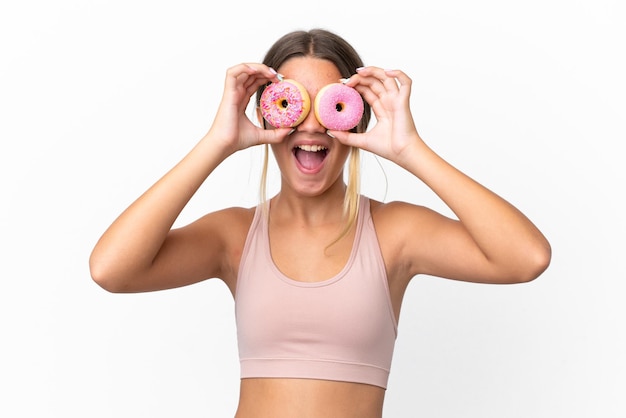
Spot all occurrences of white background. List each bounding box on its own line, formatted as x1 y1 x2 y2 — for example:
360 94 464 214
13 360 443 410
1 0 624 416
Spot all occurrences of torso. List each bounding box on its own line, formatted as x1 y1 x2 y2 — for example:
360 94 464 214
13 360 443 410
219 197 411 418
268 208 356 283
235 379 384 418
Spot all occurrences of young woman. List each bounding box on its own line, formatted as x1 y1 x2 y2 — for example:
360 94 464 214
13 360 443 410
90 29 551 418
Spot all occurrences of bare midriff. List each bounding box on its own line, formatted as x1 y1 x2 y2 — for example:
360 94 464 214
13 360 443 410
234 378 385 418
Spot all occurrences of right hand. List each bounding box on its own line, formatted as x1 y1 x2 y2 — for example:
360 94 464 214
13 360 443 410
206 63 293 155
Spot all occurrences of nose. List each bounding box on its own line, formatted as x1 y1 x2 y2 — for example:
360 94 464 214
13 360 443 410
296 93 325 133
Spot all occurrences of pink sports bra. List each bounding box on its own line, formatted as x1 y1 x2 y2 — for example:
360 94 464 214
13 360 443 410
235 195 398 389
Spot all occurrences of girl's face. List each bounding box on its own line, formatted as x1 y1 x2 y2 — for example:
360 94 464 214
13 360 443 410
263 56 351 198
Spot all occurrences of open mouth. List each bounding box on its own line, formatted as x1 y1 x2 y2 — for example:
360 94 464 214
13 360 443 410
293 144 329 171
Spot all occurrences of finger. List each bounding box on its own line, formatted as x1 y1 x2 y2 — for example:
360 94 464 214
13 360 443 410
384 69 412 95
226 63 256 85
257 127 292 145
243 77 269 99
351 72 387 97
327 130 366 150
352 84 383 111
358 66 402 93
227 63 279 88
351 79 393 120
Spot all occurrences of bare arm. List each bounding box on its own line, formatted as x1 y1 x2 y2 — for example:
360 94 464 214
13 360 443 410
89 63 290 293
88 142 235 293
338 67 551 284
404 145 550 283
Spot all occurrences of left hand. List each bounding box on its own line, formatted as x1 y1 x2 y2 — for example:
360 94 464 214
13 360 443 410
331 67 423 167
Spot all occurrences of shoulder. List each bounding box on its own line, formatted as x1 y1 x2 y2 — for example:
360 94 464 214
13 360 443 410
368 198 436 230
206 205 256 226
366 198 452 279
368 199 424 254
194 206 257 254
175 205 257 286
184 205 256 239
368 197 457 245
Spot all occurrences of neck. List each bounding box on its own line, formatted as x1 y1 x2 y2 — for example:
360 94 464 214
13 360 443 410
270 181 347 227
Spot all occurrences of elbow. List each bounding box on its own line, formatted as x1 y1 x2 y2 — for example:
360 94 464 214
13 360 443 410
528 237 552 281
90 267 122 294
512 240 552 284
488 239 552 285
90 273 121 294
89 254 129 294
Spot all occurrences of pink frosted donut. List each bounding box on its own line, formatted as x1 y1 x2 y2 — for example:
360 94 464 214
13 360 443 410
314 83 364 131
260 79 311 128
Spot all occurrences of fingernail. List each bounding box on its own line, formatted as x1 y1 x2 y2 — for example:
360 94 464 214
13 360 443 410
356 67 365 72
340 78 350 84
326 130 335 138
288 128 295 135
276 73 284 82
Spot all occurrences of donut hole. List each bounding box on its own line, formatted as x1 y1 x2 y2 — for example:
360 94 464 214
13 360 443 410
273 98 291 110
336 102 344 112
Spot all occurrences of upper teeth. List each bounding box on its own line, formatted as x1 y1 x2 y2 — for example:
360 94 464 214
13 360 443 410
296 144 328 152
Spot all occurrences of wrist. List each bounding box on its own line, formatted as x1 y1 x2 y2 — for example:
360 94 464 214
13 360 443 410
394 134 431 173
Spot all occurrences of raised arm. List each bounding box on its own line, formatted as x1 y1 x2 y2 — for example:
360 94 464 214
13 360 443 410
336 67 551 284
89 64 290 293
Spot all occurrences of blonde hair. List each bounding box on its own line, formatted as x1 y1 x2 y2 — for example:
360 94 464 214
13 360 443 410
256 29 371 248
